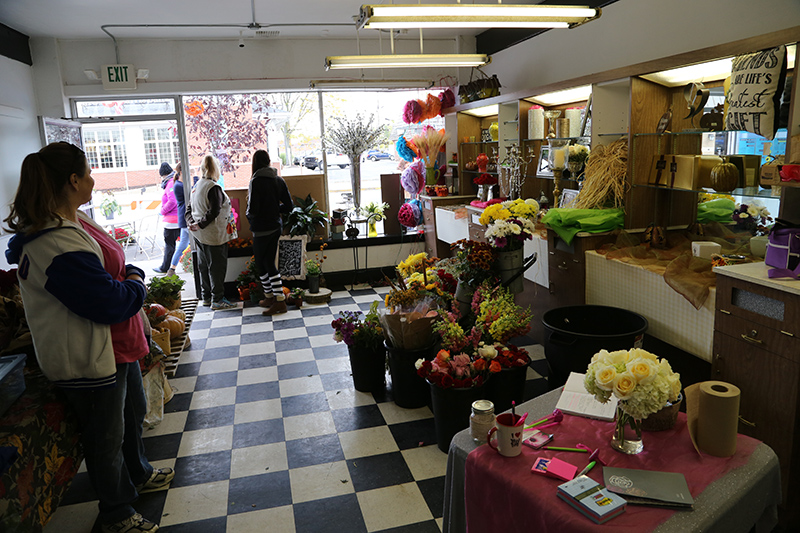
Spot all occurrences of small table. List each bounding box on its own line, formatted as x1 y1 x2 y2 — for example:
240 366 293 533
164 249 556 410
443 389 781 533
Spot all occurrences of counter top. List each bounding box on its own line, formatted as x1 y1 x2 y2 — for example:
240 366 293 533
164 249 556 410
434 204 470 213
714 261 800 296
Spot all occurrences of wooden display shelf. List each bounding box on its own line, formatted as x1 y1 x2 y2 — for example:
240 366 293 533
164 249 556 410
163 298 198 378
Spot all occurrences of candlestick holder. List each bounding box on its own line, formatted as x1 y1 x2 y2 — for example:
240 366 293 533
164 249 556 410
548 139 570 207
543 109 562 138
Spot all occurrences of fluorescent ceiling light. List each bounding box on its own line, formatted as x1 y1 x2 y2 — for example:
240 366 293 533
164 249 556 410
358 4 600 29
325 54 489 70
527 85 592 106
462 104 498 118
310 79 434 90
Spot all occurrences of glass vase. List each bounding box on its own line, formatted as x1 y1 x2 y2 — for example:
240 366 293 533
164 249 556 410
611 406 643 454
368 220 378 237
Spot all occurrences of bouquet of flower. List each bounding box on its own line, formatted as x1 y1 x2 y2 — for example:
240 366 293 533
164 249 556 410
109 227 133 244
471 282 533 344
732 202 773 236
479 198 539 251
410 126 450 169
449 239 497 288
236 256 258 289
474 173 498 186
568 144 590 165
415 348 501 389
332 301 385 350
583 348 682 420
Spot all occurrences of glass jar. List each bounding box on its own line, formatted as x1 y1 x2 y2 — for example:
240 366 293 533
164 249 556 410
470 400 495 443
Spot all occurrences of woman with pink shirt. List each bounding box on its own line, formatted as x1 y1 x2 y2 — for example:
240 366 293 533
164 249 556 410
155 162 180 275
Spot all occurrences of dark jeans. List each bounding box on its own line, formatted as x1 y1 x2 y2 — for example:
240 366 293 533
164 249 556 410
195 240 228 303
253 232 281 279
62 362 154 525
160 227 181 271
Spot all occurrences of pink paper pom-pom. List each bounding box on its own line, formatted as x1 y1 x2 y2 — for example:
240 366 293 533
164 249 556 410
403 100 423 124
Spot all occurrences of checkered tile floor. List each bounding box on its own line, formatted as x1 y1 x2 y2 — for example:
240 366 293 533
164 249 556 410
44 286 549 533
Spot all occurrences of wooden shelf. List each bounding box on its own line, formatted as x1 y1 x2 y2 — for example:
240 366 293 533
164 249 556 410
163 298 199 378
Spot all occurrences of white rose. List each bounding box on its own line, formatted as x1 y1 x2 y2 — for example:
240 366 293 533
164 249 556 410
606 350 630 365
626 357 657 385
414 358 424 370
591 349 610 364
594 364 617 391
613 372 637 400
739 212 750 219
629 348 658 363
478 345 497 359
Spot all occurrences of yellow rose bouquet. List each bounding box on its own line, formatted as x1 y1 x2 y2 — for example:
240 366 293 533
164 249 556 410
584 348 681 421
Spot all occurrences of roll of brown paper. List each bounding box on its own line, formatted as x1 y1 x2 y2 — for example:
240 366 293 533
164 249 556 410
696 381 740 457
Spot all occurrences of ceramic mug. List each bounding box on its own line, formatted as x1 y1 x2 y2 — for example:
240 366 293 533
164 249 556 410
487 413 523 457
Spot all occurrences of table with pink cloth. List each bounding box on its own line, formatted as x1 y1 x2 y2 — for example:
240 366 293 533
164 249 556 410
442 389 781 533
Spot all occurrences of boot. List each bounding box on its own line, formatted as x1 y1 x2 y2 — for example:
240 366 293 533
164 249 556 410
258 295 275 308
262 299 287 316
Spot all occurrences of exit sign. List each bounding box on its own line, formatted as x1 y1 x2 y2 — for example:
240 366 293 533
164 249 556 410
101 64 136 90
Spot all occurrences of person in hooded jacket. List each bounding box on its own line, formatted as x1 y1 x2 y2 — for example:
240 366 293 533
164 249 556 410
246 150 292 316
154 162 180 274
4 142 173 533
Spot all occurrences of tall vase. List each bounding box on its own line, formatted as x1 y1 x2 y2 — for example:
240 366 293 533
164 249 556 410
350 160 362 211
476 185 487 202
611 406 643 454
385 340 437 409
368 220 378 237
308 274 320 294
426 167 439 186
347 344 386 393
494 248 524 294
429 381 487 453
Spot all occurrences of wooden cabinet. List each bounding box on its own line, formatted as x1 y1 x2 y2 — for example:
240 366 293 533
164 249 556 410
465 206 487 243
712 269 800 520
547 229 616 307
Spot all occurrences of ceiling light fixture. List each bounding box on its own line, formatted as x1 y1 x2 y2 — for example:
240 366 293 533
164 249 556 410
83 69 100 80
526 85 592 106
309 78 434 90
325 54 489 70
357 4 601 30
136 69 150 80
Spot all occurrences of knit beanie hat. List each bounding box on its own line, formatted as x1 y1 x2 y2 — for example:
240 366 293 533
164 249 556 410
159 162 174 176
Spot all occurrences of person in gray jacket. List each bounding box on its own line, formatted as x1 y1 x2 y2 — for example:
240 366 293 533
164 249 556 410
246 150 292 316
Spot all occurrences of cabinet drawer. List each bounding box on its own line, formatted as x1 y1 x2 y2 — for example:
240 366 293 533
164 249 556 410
716 276 800 336
548 262 586 305
468 225 487 242
715 312 800 363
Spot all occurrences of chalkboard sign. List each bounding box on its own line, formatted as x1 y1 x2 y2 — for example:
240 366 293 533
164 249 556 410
278 235 307 280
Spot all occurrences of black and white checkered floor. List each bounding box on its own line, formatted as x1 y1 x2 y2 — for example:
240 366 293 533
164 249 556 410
44 285 549 533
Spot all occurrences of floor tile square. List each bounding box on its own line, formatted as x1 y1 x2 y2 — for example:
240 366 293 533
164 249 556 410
210 315 244 328
188 386 236 411
283 410 336 441
400 445 447 481
225 506 295 533
320 371 360 392
416 476 446 519
159 516 228 533
241 321 273 335
280 391 330 418
171 450 231 488
357 482 433 532
316 356 351 375
184 404 236 431
314 343 349 359
289 460 354 504
234 398 282 424
208 325 242 338
275 336 312 352
201 346 240 361
272 317 307 330
232 418 285 448
176 348 203 364
346 451 414 492
174 362 201 378
339 426 399 459
301 307 334 318
239 341 276 357
241 330 275 344
326 389 377 410
204 335 241 349
293 494 367 533
331 405 386 433
277 360 319 380
194 371 238 391
230 441 287 478
286 433 345 469
309 334 339 348
377 402 433 425
236 366 278 386
271 308 303 321
273 327 308 341
177 425 233 457
276 348 315 365
43 501 103 533
388 418 438 450
163 392 193 414
166 376 196 395
304 323 334 337
227 470 292 514
303 314 337 328
144 411 188 438
199 358 239 375
238 353 276 370
279 375 324 397
236 381 281 403
242 314 270 325
143 433 183 461
159 480 229 527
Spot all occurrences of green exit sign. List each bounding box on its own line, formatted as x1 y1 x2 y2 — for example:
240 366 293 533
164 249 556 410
101 64 137 90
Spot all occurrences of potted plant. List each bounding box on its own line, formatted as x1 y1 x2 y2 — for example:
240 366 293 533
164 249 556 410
449 239 498 317
361 201 389 237
285 194 327 241
332 301 386 392
99 193 122 219
288 287 305 308
479 198 540 293
304 243 327 294
145 274 186 310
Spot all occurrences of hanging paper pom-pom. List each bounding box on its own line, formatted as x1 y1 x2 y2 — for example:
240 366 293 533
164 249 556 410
396 135 416 163
410 160 426 192
439 88 455 110
403 100 423 124
425 94 441 121
398 201 422 228
401 165 422 195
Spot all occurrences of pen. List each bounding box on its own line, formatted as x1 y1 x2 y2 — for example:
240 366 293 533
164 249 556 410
543 446 589 453
577 460 597 477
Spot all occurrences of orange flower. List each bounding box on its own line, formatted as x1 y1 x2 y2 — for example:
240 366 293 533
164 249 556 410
473 358 487 371
435 349 450 363
489 360 502 373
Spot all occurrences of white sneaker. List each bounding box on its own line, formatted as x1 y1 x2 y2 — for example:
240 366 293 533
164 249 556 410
211 298 237 310
101 513 159 533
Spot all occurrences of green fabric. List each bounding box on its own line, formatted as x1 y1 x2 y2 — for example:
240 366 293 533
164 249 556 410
541 208 625 245
696 198 735 223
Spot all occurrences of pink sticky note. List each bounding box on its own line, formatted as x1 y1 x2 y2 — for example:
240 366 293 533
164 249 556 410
544 457 577 481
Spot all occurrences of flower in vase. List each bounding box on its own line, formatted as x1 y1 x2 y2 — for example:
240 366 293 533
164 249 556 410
331 301 385 350
568 144 590 165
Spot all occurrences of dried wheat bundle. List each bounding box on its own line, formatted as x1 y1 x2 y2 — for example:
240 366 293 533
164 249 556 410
575 138 629 210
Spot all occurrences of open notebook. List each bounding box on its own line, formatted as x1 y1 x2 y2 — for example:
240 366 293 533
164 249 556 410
555 372 618 422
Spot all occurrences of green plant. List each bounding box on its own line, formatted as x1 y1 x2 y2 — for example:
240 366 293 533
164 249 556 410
285 194 327 241
305 259 321 276
361 201 389 222
100 193 122 217
289 287 305 299
145 275 186 305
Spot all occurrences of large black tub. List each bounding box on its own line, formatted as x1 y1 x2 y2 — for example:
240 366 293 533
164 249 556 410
542 305 648 388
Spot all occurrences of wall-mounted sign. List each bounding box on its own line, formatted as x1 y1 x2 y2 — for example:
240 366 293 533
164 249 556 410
101 64 136 91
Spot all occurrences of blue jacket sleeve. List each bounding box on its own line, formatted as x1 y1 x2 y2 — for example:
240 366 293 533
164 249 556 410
45 251 147 325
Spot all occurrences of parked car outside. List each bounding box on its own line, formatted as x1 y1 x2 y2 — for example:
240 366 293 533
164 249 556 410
326 152 350 168
364 150 392 162
303 154 320 170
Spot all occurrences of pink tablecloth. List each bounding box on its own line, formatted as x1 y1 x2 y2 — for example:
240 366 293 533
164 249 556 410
465 413 760 533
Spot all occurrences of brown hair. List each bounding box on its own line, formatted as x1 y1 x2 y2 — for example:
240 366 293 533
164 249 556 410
200 154 220 180
4 142 88 234
251 150 271 175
